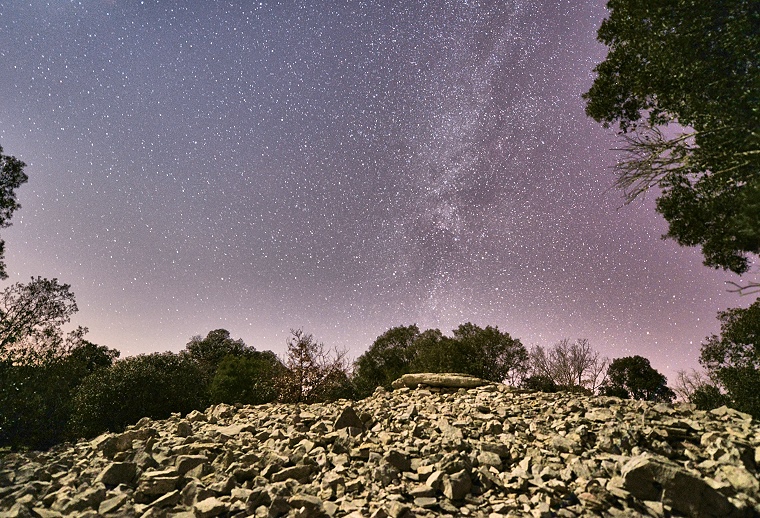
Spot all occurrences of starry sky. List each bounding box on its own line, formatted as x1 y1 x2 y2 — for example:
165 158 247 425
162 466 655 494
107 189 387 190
0 0 753 383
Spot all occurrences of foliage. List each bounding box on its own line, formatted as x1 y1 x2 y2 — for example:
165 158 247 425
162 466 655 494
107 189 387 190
411 324 528 384
672 369 715 403
184 329 253 383
0 277 120 450
700 299 760 417
209 351 283 406
0 338 118 450
692 384 732 411
353 323 528 397
583 0 760 274
528 339 609 392
0 277 78 359
278 329 351 404
0 146 29 280
449 323 528 384
601 355 675 402
521 375 558 393
408 329 456 375
352 325 421 397
68 352 206 439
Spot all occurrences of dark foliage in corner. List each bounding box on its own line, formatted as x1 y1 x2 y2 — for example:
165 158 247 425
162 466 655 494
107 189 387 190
0 340 118 450
584 0 760 275
0 146 28 280
700 299 760 418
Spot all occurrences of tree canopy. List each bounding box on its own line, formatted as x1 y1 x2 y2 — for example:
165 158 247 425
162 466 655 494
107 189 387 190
209 351 283 406
528 338 609 392
0 277 78 360
352 325 421 397
700 299 760 417
0 146 28 280
184 329 254 382
584 0 760 274
352 323 528 397
602 355 675 402
278 329 351 404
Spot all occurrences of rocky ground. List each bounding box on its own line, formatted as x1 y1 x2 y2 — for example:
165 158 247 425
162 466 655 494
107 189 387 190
1 374 759 518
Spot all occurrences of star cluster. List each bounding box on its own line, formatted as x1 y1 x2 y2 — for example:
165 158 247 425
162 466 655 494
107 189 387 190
0 0 748 382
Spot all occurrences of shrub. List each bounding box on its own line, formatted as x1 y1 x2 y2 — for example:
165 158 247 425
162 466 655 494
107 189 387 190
521 375 558 393
68 352 206 439
209 351 283 405
0 340 117 450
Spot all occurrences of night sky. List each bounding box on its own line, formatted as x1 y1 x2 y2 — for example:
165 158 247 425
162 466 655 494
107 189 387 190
0 0 751 383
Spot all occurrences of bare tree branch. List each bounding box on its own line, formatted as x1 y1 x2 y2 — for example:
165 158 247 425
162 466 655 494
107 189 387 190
613 126 698 204
726 280 760 296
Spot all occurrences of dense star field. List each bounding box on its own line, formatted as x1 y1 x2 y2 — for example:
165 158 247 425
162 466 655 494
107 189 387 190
0 0 751 381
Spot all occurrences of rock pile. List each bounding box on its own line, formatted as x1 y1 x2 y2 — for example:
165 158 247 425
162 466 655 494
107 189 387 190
1 378 759 518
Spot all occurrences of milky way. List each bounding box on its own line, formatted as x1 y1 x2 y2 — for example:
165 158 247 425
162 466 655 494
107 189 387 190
0 0 751 382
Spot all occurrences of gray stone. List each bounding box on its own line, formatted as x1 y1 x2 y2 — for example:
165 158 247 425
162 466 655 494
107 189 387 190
442 470 472 501
136 469 179 497
384 450 411 472
148 490 180 509
175 455 207 476
175 421 193 437
414 496 438 509
3 379 760 518
386 501 411 518
333 406 364 431
216 423 256 436
477 450 502 468
391 373 490 389
622 455 738 517
193 497 228 518
95 462 137 486
288 494 325 517
98 494 128 515
270 464 313 483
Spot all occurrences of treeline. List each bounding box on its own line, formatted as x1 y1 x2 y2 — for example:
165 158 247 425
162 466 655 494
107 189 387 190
3 276 757 451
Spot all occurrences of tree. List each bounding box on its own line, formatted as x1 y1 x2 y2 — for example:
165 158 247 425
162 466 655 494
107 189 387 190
451 323 529 384
352 325 421 397
521 375 558 393
672 369 711 402
0 277 122 449
413 323 528 384
184 329 253 383
278 329 350 404
601 355 675 402
0 277 78 360
528 339 609 392
699 299 760 417
0 337 119 450
409 329 459 375
0 146 28 279
209 351 283 406
68 352 206 439
584 0 760 275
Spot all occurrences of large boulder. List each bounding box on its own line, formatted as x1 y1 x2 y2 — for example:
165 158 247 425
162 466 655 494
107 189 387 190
390 373 490 389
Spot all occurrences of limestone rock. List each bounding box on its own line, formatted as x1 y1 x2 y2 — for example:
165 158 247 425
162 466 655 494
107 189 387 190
2 381 759 518
333 406 363 431
193 496 228 518
622 455 739 517
391 372 490 389
95 462 136 486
